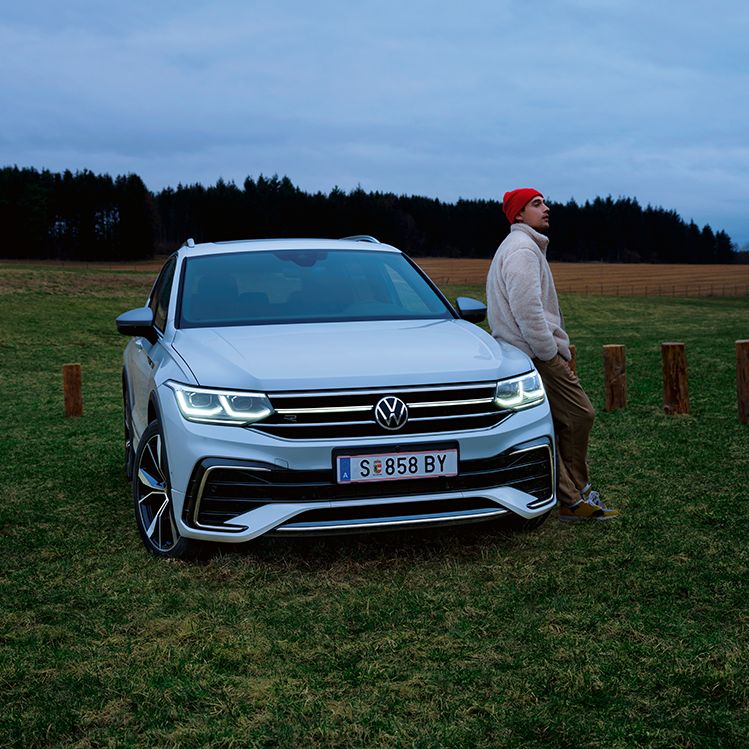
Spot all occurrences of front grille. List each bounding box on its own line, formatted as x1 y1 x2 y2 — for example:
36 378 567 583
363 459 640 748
184 444 553 528
253 382 510 439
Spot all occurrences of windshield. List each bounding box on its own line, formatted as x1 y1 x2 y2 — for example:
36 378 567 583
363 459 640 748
177 249 454 328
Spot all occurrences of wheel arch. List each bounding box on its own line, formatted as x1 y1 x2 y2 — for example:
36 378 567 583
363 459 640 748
148 391 163 426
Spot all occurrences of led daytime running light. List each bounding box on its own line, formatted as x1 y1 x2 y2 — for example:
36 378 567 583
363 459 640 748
175 390 222 417
494 372 545 411
170 382 273 425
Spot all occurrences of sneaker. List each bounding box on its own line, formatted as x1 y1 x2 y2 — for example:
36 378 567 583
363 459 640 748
559 487 619 522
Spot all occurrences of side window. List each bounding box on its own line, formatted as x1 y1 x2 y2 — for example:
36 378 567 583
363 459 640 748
149 257 177 332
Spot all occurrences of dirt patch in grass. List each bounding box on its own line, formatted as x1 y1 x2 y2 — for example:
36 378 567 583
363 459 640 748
0 267 154 298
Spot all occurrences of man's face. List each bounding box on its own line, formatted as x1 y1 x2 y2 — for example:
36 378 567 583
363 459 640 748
517 196 550 232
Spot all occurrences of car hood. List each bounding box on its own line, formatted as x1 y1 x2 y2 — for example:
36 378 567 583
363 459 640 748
171 319 532 391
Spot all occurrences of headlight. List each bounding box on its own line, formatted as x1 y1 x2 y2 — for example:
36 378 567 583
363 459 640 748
168 382 273 425
494 372 545 410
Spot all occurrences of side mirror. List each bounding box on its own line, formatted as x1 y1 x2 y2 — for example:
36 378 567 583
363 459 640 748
455 296 487 324
116 307 157 343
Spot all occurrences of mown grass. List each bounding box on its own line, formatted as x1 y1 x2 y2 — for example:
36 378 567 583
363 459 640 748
1 265 748 748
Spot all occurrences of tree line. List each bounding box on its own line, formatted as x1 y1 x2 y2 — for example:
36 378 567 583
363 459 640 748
0 166 738 263
0 167 156 261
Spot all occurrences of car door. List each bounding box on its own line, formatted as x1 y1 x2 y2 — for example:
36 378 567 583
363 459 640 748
127 255 177 441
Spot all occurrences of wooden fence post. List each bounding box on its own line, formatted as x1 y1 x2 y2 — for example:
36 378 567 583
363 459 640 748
737 340 749 424
662 343 689 415
568 344 577 375
603 345 627 411
63 364 83 417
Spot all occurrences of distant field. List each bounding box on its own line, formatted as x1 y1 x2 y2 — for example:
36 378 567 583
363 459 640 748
417 259 749 296
3 256 749 297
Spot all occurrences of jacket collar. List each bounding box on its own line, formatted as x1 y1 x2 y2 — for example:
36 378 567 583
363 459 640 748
511 223 549 253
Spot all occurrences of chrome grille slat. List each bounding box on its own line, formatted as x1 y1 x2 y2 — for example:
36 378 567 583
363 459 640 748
274 397 494 414
275 405 372 414
260 419 378 429
257 410 501 430
268 382 501 399
256 381 507 440
410 398 495 409
409 411 499 422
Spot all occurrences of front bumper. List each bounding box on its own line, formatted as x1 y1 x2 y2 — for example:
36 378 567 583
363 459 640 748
156 383 556 542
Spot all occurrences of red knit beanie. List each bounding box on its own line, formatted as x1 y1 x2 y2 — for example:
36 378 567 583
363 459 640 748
502 188 543 224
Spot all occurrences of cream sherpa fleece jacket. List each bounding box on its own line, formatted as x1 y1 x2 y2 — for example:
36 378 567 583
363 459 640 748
486 223 570 362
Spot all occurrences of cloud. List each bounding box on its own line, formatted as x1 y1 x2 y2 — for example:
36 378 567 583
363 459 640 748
1 1 748 243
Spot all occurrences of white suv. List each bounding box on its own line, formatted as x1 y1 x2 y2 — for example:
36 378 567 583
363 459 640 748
117 236 556 558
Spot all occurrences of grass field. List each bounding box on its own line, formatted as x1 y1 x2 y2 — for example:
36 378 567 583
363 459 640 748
1 263 748 748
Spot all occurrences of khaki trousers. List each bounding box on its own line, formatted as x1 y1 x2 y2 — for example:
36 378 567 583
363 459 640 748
533 354 595 506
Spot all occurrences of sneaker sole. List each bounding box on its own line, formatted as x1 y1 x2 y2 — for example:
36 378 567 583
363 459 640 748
558 514 618 522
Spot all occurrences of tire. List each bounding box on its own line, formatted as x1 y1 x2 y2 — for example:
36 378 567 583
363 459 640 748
132 419 205 559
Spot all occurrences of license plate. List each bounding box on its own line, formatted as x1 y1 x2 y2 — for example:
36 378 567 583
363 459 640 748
336 448 458 484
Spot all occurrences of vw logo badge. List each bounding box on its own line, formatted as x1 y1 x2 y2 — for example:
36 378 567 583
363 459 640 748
374 396 409 431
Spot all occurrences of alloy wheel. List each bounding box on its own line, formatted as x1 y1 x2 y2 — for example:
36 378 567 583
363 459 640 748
135 432 179 552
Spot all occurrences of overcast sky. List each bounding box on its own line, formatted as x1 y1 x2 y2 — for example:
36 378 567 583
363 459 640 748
2 0 748 246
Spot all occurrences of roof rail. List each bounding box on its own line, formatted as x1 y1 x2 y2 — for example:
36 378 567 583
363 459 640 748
341 235 380 243
183 238 195 248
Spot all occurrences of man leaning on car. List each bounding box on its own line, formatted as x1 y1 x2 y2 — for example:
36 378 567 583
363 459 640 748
486 188 619 522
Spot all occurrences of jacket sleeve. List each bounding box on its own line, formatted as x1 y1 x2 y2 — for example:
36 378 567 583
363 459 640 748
502 248 558 361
